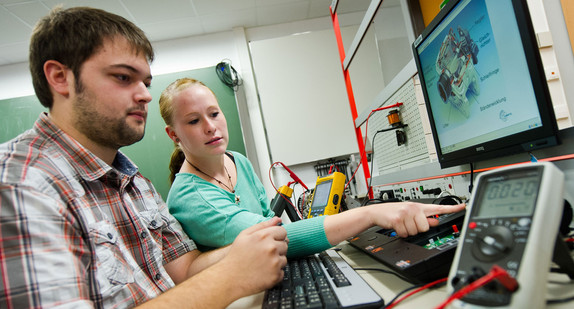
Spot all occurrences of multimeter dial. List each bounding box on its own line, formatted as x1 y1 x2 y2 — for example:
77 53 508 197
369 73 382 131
472 225 514 262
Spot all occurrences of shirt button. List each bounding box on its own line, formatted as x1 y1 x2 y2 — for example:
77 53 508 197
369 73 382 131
155 273 161 281
107 233 113 239
150 220 157 227
141 232 147 239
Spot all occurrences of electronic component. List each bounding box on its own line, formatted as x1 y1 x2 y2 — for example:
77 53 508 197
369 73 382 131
270 185 301 222
387 109 401 127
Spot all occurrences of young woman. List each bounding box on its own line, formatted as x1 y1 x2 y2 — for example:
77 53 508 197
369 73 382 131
159 78 465 258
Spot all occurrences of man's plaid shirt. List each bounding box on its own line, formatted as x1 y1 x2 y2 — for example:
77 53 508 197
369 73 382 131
0 113 196 308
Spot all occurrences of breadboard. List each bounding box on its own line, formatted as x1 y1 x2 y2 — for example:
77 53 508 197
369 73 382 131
366 76 431 174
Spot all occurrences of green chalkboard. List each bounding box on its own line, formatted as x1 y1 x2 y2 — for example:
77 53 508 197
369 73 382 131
0 95 48 141
0 67 245 199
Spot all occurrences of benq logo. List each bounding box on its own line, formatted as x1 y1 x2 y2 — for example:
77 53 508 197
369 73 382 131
476 146 485 151
499 110 512 122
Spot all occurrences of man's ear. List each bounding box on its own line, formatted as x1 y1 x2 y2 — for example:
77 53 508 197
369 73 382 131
44 60 72 97
165 125 179 143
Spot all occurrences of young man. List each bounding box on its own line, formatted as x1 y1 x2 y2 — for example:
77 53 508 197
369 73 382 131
0 6 288 308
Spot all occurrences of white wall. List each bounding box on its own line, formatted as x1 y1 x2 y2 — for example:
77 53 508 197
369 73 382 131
244 13 368 198
0 62 34 100
526 0 573 128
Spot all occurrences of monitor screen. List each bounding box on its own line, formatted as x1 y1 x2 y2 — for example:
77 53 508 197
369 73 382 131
412 0 559 168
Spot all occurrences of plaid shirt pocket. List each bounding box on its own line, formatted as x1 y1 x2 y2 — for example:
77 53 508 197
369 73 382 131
89 221 135 297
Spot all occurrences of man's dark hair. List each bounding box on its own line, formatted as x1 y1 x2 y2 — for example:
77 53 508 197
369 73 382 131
29 6 154 108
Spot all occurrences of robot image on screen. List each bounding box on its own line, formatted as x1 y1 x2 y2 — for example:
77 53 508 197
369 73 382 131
435 24 480 119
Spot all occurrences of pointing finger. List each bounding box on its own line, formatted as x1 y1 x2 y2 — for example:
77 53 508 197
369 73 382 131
424 203 466 217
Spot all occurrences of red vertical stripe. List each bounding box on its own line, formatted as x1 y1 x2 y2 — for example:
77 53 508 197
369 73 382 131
330 6 374 198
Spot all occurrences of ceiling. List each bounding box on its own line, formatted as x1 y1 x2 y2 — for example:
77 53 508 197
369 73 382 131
0 0 403 67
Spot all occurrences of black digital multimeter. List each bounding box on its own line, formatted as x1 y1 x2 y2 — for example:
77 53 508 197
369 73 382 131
447 162 564 308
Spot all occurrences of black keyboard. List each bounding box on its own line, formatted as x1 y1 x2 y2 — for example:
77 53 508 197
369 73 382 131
262 249 384 309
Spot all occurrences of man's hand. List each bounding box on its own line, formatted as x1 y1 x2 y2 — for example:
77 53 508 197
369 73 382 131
144 218 288 309
220 217 288 297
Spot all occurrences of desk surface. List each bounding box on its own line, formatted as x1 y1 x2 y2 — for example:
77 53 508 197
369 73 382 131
228 242 574 308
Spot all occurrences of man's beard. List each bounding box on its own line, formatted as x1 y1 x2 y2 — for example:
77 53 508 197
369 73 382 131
72 80 146 149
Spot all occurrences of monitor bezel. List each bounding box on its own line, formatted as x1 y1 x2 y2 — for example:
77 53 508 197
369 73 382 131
412 0 560 169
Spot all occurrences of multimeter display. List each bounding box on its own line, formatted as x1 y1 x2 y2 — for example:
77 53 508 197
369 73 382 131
311 180 332 208
475 170 541 218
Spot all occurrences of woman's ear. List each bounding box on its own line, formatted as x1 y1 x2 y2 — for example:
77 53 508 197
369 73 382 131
165 126 180 143
44 60 71 97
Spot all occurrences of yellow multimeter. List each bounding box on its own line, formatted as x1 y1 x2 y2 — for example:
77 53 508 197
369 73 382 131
307 172 346 218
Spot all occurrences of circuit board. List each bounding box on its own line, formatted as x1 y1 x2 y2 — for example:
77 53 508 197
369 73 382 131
424 234 458 250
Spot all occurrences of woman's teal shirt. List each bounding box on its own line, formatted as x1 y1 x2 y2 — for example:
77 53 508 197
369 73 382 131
166 151 332 258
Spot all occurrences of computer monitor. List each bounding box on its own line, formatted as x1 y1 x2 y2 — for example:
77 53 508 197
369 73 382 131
412 0 559 169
